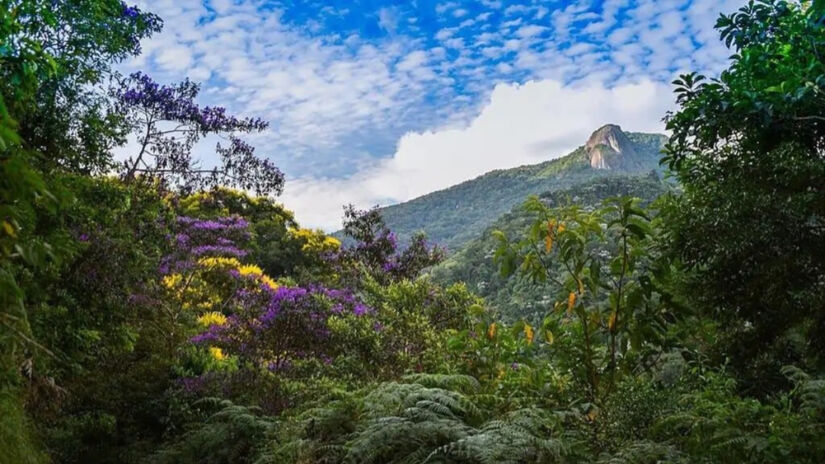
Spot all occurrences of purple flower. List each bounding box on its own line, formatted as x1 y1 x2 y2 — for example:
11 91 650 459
191 330 220 344
121 2 140 19
177 216 249 232
382 261 399 272
191 245 248 257
373 321 384 332
267 359 292 372
353 303 369 316
386 231 398 249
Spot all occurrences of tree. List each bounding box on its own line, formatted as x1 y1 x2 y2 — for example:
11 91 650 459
1 3 161 460
662 0 825 391
114 72 284 196
3 0 162 173
494 197 679 405
333 205 445 285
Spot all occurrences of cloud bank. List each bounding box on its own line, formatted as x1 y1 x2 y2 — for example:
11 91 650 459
128 0 740 179
282 78 673 230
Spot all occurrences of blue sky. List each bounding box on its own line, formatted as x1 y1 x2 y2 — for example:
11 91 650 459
127 0 742 229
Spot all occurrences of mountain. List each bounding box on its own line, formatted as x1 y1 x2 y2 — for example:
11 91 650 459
428 173 671 321
586 123 642 170
376 124 666 252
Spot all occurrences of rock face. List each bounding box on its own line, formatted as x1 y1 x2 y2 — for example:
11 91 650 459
585 124 638 170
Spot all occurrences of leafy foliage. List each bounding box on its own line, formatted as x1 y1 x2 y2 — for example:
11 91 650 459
263 374 577 464
4 1 825 463
492 195 681 404
153 399 276 464
430 174 669 321
662 0 825 392
1 1 161 459
332 205 446 286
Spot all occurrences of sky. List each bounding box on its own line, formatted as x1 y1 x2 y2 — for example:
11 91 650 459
125 0 743 230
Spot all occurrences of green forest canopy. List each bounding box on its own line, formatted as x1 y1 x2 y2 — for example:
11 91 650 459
1 1 825 463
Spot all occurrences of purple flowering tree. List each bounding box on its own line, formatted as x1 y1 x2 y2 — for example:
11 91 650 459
191 285 373 373
333 205 445 284
160 213 377 388
113 72 284 195
159 215 251 276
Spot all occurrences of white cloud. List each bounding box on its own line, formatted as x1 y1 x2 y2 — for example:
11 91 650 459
516 24 547 38
155 45 194 71
282 79 673 230
378 7 399 33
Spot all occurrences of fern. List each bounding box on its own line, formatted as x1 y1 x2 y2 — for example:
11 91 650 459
402 374 480 394
152 398 275 464
783 365 825 417
262 375 578 464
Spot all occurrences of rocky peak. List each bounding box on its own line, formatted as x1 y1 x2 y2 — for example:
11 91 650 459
584 124 637 170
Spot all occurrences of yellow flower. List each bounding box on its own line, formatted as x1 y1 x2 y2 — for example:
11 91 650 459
487 322 498 339
567 292 577 313
2 221 16 237
290 228 341 252
209 346 226 361
544 235 553 252
524 324 534 344
198 312 227 327
587 408 599 421
260 275 279 290
289 228 313 239
198 256 242 269
162 273 183 290
557 222 566 234
608 311 617 331
238 264 263 277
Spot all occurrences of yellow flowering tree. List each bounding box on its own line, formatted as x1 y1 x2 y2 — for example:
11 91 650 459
289 227 341 254
159 215 280 365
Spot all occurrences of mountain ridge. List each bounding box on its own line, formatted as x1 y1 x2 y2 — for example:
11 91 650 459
366 124 667 252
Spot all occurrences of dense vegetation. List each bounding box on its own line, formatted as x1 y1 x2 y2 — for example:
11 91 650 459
429 173 669 322
2 1 825 463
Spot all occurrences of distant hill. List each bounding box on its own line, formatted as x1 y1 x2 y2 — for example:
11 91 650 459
428 173 671 322
374 124 667 252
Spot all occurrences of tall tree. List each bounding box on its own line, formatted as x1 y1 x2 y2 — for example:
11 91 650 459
1 2 160 461
114 73 284 196
662 0 825 391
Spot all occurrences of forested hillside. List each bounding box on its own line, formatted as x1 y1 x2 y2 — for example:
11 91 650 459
3 1 825 464
376 127 666 250
430 173 669 321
